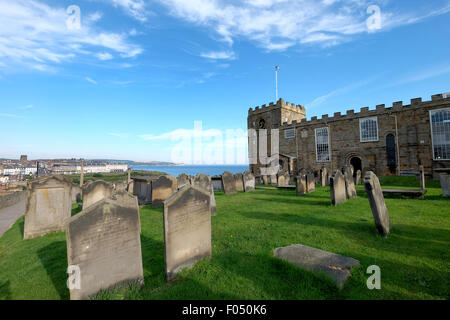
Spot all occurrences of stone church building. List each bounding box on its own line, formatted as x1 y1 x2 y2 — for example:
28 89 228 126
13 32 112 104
248 93 450 179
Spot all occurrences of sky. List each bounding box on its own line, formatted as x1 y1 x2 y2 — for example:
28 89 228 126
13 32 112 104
0 0 449 164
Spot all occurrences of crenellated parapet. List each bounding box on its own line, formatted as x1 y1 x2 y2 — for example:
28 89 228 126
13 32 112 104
279 93 450 128
248 98 306 115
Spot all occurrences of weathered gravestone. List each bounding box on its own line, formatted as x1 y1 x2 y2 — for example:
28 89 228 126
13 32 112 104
321 168 328 187
131 176 155 205
355 170 362 185
440 173 450 197
113 180 128 192
82 180 114 209
24 175 73 239
270 174 277 186
211 176 223 191
364 171 391 237
152 175 177 207
274 244 360 289
343 166 357 199
71 184 82 203
222 171 237 195
262 175 269 185
192 174 217 216
234 173 244 192
277 171 290 187
243 171 255 192
66 191 144 300
419 166 426 191
330 170 347 206
177 174 190 190
306 172 315 193
163 185 211 281
296 175 307 196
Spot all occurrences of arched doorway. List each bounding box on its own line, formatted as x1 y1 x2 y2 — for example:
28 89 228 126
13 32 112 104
386 134 397 174
350 157 362 178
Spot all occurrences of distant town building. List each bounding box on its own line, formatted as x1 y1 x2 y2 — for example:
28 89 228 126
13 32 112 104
20 155 28 163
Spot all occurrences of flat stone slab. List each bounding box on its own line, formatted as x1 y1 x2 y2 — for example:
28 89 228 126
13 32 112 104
274 244 360 289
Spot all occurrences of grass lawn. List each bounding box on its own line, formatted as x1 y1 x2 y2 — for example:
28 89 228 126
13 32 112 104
0 177 449 300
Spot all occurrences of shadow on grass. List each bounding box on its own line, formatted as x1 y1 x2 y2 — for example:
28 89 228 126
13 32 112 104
19 219 24 238
0 280 11 299
37 241 69 300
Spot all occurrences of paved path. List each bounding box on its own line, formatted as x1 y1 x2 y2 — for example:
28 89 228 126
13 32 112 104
0 200 26 238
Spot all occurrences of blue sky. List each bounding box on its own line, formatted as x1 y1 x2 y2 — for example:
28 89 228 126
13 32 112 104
1 0 449 163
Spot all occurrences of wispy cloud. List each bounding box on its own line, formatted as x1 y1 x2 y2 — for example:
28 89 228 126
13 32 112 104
155 0 450 51
96 52 114 61
85 77 98 85
200 50 235 60
110 0 149 22
388 64 450 87
0 0 143 72
0 113 23 118
19 104 33 110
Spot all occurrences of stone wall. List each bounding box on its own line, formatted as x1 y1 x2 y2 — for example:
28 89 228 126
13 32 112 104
0 191 26 210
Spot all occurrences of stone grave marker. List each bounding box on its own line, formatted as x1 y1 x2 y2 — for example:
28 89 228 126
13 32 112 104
163 185 211 281
211 176 223 191
222 171 237 195
262 175 268 185
440 173 450 197
152 175 177 207
364 171 391 237
24 175 73 239
71 184 82 203
306 172 315 193
243 171 255 192
355 170 362 185
177 174 190 190
82 180 114 209
343 166 357 199
66 191 144 300
321 168 328 187
234 173 244 192
330 170 347 206
296 175 307 196
131 176 155 205
192 174 217 216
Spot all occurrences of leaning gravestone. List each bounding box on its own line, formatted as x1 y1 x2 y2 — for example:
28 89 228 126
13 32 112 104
152 175 177 207
177 174 190 190
243 171 255 192
330 170 347 206
66 191 144 300
343 166 357 199
163 185 211 281
296 175 307 196
192 174 217 216
274 244 360 289
364 171 391 237
82 180 114 209
306 172 315 193
355 170 362 185
234 173 244 192
222 171 237 195
321 168 328 187
440 173 450 197
24 175 72 239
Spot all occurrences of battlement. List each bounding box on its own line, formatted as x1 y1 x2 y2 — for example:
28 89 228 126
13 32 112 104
280 93 450 128
248 98 306 115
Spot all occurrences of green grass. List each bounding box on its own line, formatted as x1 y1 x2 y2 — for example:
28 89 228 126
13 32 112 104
0 177 449 300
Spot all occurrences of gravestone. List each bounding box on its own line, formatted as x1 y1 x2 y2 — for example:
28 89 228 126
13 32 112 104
192 174 217 216
82 180 114 209
321 168 328 187
364 171 391 237
343 166 357 199
326 171 331 186
262 175 269 185
24 175 72 239
222 171 237 195
113 180 128 192
66 191 144 300
234 173 244 192
296 175 307 196
131 176 155 205
277 171 290 187
177 174 190 190
330 170 347 206
243 171 255 192
152 175 177 207
163 185 211 281
211 176 223 191
274 244 360 289
355 170 362 185
270 174 277 186
306 173 315 193
71 184 82 203
440 173 450 197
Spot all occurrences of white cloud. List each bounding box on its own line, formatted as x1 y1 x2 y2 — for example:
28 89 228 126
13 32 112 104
200 50 235 60
96 52 114 60
19 104 33 110
0 0 142 72
156 0 450 51
108 132 130 138
0 113 23 118
110 0 148 22
85 77 98 84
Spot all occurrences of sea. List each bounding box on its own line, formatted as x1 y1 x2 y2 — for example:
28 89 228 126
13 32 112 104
130 165 250 177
